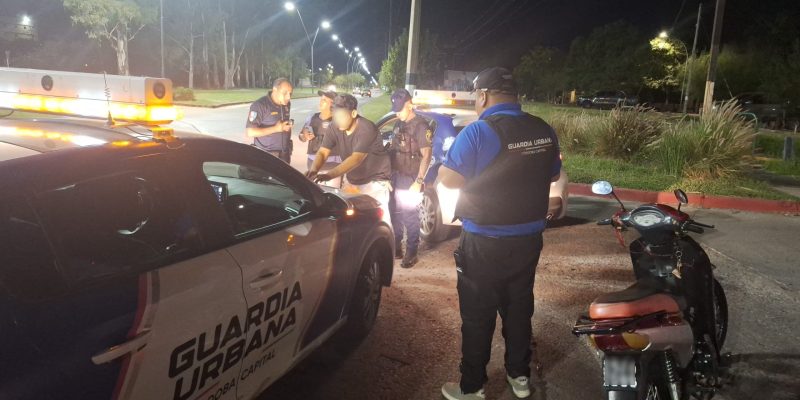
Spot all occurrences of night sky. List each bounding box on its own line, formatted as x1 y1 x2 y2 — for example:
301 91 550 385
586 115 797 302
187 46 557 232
2 0 797 78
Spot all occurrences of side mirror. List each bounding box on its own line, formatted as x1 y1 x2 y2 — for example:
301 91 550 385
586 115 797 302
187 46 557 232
322 192 348 216
674 189 688 205
591 180 614 196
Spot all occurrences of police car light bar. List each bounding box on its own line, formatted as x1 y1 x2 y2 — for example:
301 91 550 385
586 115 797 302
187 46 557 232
0 67 177 125
412 90 475 108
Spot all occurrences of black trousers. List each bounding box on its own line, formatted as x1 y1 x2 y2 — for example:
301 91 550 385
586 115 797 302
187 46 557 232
455 230 544 393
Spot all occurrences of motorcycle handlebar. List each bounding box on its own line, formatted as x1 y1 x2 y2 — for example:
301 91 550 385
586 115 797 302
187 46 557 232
691 220 715 229
597 218 613 226
685 224 704 234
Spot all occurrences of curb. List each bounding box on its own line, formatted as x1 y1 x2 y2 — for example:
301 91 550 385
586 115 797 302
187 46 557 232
568 183 800 215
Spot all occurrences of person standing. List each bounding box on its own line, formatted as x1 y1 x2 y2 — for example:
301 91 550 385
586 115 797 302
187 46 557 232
306 94 393 226
438 67 562 400
246 77 294 162
388 88 432 268
299 90 342 187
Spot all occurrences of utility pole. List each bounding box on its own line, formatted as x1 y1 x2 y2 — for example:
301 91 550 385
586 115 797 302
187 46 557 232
405 0 421 91
683 2 702 114
702 0 726 115
160 0 165 78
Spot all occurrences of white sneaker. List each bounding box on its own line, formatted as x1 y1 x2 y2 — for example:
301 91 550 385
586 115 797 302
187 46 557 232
507 375 531 398
441 382 486 400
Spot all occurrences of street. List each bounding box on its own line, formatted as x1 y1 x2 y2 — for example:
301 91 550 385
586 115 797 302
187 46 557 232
177 105 800 400
258 197 800 400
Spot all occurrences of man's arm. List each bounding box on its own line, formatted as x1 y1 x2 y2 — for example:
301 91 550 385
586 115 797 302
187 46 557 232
324 152 368 179
416 147 432 180
307 147 332 177
436 165 466 189
246 122 290 138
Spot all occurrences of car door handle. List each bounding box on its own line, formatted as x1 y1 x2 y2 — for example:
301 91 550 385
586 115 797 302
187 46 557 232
91 329 151 365
249 270 284 290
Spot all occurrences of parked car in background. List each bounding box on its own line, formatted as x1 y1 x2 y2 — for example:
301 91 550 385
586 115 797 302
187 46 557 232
578 90 638 109
361 89 372 97
735 92 786 129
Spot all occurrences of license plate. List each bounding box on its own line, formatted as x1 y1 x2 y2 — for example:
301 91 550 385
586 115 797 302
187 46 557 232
603 356 638 389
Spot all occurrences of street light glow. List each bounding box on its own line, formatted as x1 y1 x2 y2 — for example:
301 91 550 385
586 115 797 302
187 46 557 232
338 43 343 48
284 2 295 11
321 20 331 29
354 47 360 52
20 15 31 25
659 31 669 39
332 34 338 41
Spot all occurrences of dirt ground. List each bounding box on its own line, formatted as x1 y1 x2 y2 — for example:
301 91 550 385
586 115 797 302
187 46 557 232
260 207 800 400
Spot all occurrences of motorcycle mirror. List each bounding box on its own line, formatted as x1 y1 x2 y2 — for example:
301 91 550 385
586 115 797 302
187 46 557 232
591 181 614 195
674 189 688 204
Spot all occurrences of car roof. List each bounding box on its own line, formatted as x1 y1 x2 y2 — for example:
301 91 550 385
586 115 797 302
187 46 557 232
0 116 212 162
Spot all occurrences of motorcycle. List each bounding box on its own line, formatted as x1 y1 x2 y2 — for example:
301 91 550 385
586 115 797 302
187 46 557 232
573 181 729 400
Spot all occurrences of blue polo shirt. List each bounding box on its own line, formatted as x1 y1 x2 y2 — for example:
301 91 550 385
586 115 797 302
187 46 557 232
443 103 561 237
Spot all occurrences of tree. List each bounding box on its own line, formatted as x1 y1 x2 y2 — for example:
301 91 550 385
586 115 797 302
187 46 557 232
334 73 366 90
565 21 648 93
166 0 201 88
63 0 156 75
514 46 566 102
643 35 686 104
379 29 443 90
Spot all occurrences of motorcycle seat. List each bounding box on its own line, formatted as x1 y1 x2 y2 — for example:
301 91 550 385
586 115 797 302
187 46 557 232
589 279 681 319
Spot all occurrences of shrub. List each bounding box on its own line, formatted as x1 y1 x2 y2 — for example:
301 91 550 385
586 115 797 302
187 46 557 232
174 86 195 101
549 111 596 154
595 105 663 160
754 134 800 158
650 100 755 179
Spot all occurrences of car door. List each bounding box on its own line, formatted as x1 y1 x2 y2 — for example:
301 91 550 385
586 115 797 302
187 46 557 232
1 154 248 400
189 149 343 400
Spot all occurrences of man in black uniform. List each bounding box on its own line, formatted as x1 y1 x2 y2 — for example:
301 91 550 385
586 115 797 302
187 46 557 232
299 90 341 187
306 94 393 226
437 68 562 400
245 77 294 163
388 88 432 268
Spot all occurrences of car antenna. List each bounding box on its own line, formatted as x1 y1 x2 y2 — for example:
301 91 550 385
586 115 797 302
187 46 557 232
103 71 116 126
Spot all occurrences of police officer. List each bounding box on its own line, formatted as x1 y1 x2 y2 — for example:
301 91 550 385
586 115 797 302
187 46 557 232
246 77 294 162
306 94 393 226
437 67 562 400
388 89 432 268
299 90 342 187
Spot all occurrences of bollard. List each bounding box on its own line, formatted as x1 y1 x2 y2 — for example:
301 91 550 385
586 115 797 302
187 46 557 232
784 136 795 161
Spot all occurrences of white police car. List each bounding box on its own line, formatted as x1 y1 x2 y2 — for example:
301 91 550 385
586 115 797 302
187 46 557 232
0 68 394 400
378 90 569 242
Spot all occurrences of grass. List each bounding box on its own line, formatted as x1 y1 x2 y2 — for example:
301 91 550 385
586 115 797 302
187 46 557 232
359 94 391 122
564 153 798 201
522 101 604 122
763 159 800 177
175 87 320 107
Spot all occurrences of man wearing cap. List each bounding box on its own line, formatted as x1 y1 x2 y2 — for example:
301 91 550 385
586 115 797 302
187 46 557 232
388 88 433 268
299 90 342 187
438 67 562 400
246 77 294 163
306 94 393 226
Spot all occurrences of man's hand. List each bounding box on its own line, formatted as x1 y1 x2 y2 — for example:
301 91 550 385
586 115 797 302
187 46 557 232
280 120 293 132
314 173 333 183
302 130 315 141
305 170 319 180
409 181 423 193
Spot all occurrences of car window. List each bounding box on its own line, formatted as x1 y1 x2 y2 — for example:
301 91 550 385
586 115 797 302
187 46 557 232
202 161 313 237
34 168 205 284
0 195 63 298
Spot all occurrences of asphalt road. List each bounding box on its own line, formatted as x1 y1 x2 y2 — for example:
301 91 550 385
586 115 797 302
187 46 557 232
175 91 382 173
180 105 800 399
256 197 800 400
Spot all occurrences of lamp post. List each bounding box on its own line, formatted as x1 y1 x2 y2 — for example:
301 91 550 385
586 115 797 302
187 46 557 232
285 2 330 88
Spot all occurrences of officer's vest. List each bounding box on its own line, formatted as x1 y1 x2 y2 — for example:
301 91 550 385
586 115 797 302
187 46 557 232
454 113 557 226
391 115 430 176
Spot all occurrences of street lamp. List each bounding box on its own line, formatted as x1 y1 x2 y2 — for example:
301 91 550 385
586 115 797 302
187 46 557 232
285 2 330 88
20 15 31 26
659 30 669 39
332 34 338 41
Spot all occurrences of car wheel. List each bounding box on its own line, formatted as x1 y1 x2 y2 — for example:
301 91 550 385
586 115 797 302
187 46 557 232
344 248 382 338
419 188 451 243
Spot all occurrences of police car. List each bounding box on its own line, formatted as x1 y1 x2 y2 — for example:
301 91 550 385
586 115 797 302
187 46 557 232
0 68 394 400
378 90 569 242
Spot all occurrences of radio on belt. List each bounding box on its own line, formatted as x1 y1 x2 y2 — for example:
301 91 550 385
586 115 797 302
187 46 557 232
0 67 178 126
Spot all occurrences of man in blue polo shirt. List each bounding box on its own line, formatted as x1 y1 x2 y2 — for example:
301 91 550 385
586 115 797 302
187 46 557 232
438 67 561 400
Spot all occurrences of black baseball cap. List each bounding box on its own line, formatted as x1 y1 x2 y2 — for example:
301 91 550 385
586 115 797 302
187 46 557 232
332 94 358 111
472 67 517 95
317 90 337 100
391 88 413 112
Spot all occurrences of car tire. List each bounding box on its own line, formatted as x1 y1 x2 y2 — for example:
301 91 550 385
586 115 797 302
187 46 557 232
419 188 452 243
343 247 383 339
